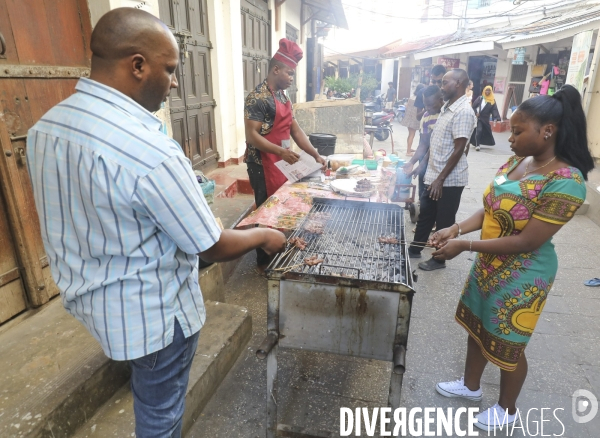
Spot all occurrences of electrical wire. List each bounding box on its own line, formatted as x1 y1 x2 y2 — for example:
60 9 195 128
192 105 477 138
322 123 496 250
322 44 389 60
330 0 592 57
340 0 585 21
341 1 517 21
467 0 588 24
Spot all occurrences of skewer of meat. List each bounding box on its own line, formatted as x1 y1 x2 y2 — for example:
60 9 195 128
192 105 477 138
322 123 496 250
289 237 307 250
304 255 324 266
378 236 400 244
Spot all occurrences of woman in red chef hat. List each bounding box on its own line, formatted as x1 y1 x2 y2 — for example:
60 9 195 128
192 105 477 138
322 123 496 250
244 38 326 273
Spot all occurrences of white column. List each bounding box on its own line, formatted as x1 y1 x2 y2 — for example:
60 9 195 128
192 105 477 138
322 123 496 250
381 59 396 96
207 0 246 164
587 63 600 160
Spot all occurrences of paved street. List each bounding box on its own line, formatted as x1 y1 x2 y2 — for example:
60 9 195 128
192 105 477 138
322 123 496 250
187 122 600 438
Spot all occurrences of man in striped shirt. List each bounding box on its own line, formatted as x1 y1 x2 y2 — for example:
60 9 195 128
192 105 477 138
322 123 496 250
408 69 476 271
26 8 285 437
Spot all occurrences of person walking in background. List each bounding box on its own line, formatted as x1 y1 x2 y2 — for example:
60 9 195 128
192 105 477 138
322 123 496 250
415 64 447 121
430 85 593 432
400 83 425 156
25 9 286 437
403 85 444 201
470 85 501 152
408 69 476 270
385 81 396 110
466 80 474 101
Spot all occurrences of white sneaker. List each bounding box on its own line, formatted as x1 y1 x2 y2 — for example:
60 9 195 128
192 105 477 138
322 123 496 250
475 403 519 431
475 146 481 151
435 377 483 401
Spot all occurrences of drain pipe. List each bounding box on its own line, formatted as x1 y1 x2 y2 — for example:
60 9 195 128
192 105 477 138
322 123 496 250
392 345 406 374
256 331 279 360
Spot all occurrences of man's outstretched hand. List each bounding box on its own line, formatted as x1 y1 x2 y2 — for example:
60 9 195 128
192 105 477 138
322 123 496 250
260 229 287 256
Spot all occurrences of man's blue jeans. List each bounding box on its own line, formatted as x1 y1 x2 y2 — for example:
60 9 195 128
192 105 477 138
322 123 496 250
130 319 200 438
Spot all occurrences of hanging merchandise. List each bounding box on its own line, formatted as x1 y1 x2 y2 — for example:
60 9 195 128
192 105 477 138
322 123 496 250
540 78 550 95
529 76 544 94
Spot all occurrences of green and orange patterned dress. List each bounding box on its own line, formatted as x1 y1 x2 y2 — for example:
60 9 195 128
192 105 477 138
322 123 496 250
456 156 586 371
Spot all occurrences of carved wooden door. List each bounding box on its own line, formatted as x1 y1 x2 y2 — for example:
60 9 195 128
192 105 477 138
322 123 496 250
0 0 92 321
158 0 218 171
241 0 270 97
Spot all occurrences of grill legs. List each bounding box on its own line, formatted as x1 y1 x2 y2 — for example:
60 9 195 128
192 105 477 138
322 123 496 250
261 279 412 436
266 280 281 438
388 372 404 411
266 343 278 438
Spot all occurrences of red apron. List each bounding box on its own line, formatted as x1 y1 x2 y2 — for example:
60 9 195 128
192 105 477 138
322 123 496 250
261 92 293 197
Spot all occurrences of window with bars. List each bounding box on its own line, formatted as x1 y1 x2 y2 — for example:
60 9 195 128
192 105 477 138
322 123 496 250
509 64 529 105
510 64 528 82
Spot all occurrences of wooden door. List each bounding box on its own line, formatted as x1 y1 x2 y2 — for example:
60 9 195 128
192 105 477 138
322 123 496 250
0 188 27 322
158 0 217 172
0 0 92 319
241 0 270 97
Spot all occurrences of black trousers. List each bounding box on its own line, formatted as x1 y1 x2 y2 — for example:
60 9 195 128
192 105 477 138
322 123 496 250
417 172 426 201
247 162 271 265
410 185 464 255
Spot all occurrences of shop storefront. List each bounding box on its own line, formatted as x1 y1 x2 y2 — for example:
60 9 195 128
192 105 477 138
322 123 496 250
468 55 498 100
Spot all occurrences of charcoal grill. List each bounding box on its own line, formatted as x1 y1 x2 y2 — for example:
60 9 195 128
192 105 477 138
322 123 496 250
258 198 416 438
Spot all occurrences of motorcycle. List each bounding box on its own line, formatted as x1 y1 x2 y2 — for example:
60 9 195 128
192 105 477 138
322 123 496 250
370 110 394 141
393 98 407 122
363 93 385 113
334 91 353 99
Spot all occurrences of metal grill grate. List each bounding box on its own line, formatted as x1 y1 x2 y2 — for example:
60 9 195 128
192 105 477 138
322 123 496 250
267 198 407 284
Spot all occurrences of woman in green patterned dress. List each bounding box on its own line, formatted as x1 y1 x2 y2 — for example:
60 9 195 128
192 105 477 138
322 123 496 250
428 85 595 432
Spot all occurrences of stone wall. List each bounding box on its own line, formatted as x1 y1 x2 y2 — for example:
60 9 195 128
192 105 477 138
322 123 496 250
292 99 364 154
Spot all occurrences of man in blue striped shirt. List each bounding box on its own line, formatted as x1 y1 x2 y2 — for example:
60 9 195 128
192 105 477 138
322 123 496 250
26 8 285 437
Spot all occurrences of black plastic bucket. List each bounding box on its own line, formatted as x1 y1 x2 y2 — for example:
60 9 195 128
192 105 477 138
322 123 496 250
309 133 337 156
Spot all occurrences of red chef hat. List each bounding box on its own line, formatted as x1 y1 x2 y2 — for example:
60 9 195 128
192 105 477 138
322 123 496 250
273 38 303 69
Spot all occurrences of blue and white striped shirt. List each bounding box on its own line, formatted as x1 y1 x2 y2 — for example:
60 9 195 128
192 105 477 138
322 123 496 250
27 78 222 360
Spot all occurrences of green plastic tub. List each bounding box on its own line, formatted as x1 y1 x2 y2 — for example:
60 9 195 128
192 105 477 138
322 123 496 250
351 159 378 170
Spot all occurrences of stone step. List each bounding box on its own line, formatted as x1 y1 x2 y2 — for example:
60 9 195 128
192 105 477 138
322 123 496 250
72 301 251 438
576 200 589 215
585 181 600 226
0 299 130 438
199 262 225 303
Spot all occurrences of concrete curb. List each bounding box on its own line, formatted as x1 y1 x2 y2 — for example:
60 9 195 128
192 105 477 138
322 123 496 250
0 300 130 438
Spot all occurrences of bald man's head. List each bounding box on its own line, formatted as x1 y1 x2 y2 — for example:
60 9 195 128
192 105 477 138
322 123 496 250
450 69 470 88
440 68 470 103
90 8 179 112
91 8 175 62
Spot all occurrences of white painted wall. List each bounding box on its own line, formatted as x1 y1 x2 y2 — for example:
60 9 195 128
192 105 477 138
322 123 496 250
493 55 511 114
380 59 396 98
207 0 246 163
89 0 159 26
